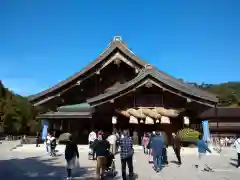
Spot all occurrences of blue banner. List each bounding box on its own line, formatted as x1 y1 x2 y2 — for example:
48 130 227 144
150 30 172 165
202 120 210 141
41 120 48 140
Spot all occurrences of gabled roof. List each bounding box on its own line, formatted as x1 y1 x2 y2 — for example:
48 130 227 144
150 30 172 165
87 67 218 106
29 37 147 102
29 36 218 105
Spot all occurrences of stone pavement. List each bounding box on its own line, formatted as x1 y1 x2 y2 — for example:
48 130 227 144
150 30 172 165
1 143 240 180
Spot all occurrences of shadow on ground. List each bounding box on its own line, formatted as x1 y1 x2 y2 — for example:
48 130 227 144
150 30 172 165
0 156 96 180
0 155 128 180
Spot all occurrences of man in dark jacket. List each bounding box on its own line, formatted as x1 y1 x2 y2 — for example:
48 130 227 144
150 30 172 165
151 131 164 172
161 131 169 165
172 133 182 165
92 132 110 179
65 135 79 180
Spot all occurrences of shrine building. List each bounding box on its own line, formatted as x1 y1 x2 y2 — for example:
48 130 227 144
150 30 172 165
29 36 218 144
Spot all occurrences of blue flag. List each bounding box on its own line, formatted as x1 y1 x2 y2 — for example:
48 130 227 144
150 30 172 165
202 120 210 141
41 120 48 140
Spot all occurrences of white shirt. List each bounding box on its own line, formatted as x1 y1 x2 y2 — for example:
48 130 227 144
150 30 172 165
107 134 117 145
88 132 96 142
46 135 51 144
234 138 240 153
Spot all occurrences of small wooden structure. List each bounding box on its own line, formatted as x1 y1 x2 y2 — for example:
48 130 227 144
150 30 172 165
29 36 218 143
198 107 240 137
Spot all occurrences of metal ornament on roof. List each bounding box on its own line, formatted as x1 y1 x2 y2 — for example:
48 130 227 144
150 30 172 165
145 81 153 88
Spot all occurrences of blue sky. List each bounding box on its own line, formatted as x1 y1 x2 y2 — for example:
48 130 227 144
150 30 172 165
0 0 239 96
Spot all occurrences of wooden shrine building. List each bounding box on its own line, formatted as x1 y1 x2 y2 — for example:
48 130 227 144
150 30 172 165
29 36 218 144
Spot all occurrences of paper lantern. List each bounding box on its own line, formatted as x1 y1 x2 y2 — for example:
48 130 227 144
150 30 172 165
184 116 190 125
112 116 117 124
161 116 170 124
156 119 160 123
129 116 138 124
145 116 154 124
140 119 144 123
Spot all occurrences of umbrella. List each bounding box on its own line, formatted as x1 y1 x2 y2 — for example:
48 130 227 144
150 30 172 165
58 132 72 143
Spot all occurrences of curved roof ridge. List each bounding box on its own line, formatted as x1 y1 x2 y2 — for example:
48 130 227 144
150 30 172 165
87 68 217 105
151 69 217 100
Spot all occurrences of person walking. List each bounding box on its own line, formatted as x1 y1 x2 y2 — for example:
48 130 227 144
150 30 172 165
119 130 134 180
65 135 79 180
151 131 164 172
36 132 41 147
46 133 51 153
172 133 182 165
88 130 97 160
142 133 150 154
196 134 212 172
147 131 156 163
107 132 117 155
161 131 169 165
233 135 240 168
92 132 110 180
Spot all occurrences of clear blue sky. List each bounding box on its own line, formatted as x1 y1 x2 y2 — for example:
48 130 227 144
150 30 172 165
0 0 239 96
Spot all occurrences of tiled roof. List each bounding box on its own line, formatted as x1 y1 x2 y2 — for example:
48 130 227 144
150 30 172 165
87 68 218 105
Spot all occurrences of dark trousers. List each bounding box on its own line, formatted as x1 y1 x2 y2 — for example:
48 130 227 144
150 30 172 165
89 141 96 159
153 154 162 170
121 156 134 180
237 153 240 167
67 168 72 178
173 147 182 164
162 148 168 164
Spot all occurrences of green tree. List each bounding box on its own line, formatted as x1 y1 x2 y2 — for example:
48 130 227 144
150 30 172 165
0 82 37 134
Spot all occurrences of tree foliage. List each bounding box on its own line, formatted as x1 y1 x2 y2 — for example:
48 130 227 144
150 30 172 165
0 81 37 134
191 82 240 107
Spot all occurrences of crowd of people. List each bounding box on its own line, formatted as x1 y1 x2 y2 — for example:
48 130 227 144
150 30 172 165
88 130 134 180
38 130 240 180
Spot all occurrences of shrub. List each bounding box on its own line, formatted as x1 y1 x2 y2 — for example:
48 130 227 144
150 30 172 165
177 128 200 142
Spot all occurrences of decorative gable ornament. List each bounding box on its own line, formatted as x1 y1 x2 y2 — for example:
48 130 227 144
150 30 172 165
114 58 121 66
145 64 153 70
184 116 190 125
161 116 170 124
145 80 153 88
113 36 122 41
129 116 138 124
